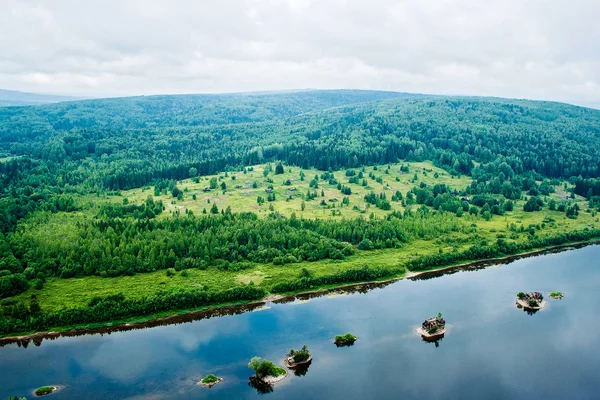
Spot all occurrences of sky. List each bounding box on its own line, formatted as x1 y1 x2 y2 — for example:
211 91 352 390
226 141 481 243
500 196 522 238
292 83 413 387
1 0 600 106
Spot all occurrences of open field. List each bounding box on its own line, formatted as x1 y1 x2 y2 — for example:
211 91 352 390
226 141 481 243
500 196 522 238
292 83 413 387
113 161 473 219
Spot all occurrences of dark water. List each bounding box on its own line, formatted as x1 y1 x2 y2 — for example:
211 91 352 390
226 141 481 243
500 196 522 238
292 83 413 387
2 245 600 400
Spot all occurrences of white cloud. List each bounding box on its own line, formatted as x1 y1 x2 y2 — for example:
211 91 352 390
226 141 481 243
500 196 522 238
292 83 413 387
0 0 599 105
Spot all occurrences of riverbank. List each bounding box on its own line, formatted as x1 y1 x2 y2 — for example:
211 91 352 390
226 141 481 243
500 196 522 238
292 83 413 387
1 239 598 345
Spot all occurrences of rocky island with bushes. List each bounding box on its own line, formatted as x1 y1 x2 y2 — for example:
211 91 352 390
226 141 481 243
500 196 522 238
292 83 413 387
248 357 288 384
516 292 547 310
549 291 564 299
34 386 60 397
283 345 312 368
417 313 447 340
198 374 223 387
334 333 358 346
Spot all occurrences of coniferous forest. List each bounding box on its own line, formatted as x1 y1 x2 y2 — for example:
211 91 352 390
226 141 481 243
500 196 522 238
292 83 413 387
1 90 600 336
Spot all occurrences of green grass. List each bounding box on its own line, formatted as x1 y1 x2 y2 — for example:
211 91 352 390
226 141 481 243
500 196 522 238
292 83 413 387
115 161 472 219
35 386 55 396
200 374 221 384
270 365 287 377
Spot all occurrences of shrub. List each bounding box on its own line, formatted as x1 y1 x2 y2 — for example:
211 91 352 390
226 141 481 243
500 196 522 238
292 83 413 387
528 299 539 307
248 357 286 379
201 374 220 384
288 345 310 362
35 386 55 396
357 238 374 250
166 268 177 277
334 333 357 342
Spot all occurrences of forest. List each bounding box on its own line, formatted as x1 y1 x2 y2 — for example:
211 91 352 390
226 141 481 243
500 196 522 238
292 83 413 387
1 89 600 336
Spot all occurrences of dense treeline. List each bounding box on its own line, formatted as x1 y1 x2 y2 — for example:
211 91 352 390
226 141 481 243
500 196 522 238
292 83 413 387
4 207 464 294
1 92 599 195
270 266 400 293
574 177 600 199
408 229 600 271
0 285 266 335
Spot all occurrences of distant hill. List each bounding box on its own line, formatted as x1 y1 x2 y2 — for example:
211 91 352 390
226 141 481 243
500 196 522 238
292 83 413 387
1 89 599 190
0 89 84 106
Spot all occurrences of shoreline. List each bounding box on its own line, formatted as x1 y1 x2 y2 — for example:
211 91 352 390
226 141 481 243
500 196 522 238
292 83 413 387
284 355 312 368
198 377 223 388
1 239 598 345
34 385 62 397
262 371 288 384
416 327 447 339
516 299 547 310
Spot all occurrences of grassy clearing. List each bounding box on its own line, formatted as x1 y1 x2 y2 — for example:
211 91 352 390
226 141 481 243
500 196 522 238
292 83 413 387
114 161 472 219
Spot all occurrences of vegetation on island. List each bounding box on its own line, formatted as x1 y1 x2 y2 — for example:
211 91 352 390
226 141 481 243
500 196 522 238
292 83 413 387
248 357 287 380
517 292 544 308
8 397 27 400
422 312 446 335
334 333 357 345
549 291 564 299
34 387 55 396
1 90 600 336
200 374 222 386
286 345 311 364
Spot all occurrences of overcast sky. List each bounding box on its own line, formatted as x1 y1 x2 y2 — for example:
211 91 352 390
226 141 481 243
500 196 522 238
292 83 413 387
2 0 599 106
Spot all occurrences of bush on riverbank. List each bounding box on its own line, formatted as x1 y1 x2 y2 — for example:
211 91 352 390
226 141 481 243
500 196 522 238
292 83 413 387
271 266 400 293
408 229 600 272
0 285 266 335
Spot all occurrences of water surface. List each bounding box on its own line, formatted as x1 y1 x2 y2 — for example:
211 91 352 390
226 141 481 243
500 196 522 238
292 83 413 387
2 245 600 399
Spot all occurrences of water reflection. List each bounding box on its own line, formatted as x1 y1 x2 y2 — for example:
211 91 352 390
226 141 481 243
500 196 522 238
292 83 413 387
248 376 274 394
421 337 444 347
292 363 311 377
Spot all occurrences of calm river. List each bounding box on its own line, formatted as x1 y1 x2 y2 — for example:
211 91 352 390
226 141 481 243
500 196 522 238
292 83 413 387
2 245 600 399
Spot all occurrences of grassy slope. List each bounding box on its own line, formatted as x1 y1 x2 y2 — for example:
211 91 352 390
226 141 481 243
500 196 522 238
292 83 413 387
11 161 599 317
115 162 473 219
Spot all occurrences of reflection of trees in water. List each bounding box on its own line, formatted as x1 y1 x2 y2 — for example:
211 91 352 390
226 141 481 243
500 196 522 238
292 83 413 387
248 376 274 394
293 363 311 377
411 244 586 282
421 337 443 348
516 304 540 315
335 342 355 348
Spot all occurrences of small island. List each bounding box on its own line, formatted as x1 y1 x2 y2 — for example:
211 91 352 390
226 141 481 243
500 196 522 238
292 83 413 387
284 345 312 368
516 292 547 310
34 386 60 397
416 312 446 340
248 356 288 384
549 291 564 299
198 374 223 388
334 333 358 346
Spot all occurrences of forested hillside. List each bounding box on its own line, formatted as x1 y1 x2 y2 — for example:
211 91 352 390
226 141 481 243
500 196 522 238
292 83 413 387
1 90 600 336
